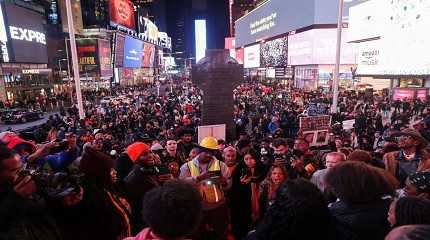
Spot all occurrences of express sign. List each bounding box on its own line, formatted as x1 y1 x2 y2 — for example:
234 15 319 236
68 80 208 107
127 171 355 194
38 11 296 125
0 3 48 63
9 26 46 45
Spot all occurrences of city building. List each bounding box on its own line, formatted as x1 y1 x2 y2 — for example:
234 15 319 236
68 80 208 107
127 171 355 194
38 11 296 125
230 0 256 37
0 1 56 103
165 0 228 66
234 0 361 90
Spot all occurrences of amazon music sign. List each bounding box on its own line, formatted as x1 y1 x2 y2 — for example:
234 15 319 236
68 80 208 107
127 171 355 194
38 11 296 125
0 3 48 63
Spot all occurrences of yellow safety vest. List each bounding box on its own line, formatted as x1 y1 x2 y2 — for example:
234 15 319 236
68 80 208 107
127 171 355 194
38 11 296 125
187 159 221 177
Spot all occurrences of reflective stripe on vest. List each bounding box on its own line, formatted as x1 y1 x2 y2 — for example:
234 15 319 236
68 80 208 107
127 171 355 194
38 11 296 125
187 159 221 177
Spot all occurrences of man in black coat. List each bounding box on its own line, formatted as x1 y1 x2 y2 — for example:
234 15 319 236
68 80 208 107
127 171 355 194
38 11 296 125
0 145 61 240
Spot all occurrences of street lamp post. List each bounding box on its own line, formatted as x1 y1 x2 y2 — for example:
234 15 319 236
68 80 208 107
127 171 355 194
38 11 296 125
331 0 344 114
65 0 85 119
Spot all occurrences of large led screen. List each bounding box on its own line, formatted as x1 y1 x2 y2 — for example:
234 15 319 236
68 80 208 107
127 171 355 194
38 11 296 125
76 39 99 75
114 33 125 67
195 20 207 63
348 0 382 42
288 28 357 66
0 3 48 63
234 0 357 47
142 43 155 68
354 0 430 75
260 36 287 67
98 39 112 77
123 36 143 68
109 0 135 30
244 44 260 69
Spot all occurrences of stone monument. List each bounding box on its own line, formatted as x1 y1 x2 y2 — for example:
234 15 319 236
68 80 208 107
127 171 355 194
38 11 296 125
192 49 242 142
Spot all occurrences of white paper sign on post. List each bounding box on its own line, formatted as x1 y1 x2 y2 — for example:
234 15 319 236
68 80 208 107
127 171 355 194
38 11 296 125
197 124 226 144
343 119 355 130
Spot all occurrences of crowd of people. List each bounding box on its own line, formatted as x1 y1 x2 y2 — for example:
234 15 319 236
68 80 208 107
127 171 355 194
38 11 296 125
1 79 430 240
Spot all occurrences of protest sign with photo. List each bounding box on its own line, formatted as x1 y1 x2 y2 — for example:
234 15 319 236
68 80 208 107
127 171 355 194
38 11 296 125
300 115 331 146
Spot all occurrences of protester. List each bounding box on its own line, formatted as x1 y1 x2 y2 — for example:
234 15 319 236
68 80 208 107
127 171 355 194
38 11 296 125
384 129 430 186
179 136 230 240
387 197 430 228
258 165 288 218
311 152 346 191
123 143 170 234
247 179 333 240
0 144 81 240
56 147 131 240
325 161 398 240
125 181 202 240
160 139 187 166
397 171 430 199
385 225 430 240
230 148 266 239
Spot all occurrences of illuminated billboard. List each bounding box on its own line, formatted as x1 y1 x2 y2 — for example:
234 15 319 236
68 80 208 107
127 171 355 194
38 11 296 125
0 3 48 63
288 28 357 66
195 19 207 63
260 36 287 67
235 0 357 47
123 36 143 68
352 0 430 75
109 0 135 30
244 44 260 68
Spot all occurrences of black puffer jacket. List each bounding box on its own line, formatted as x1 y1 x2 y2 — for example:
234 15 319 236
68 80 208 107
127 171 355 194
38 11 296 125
0 183 62 240
329 199 391 240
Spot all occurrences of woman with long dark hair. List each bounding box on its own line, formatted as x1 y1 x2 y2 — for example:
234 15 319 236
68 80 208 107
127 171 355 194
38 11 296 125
55 147 132 240
248 179 332 240
258 165 288 219
230 148 266 240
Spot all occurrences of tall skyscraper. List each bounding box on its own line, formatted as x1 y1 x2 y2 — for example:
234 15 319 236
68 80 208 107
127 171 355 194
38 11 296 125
230 0 257 36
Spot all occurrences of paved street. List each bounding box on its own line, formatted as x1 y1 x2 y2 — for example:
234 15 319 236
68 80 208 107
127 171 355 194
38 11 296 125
0 112 58 132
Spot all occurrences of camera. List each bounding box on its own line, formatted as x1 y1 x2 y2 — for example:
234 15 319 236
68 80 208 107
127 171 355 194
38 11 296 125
17 165 83 198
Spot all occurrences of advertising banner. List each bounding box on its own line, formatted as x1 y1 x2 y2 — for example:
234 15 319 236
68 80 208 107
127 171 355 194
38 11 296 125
392 88 429 101
417 89 429 101
244 44 260 68
98 39 113 78
142 42 155 68
353 0 430 76
299 115 331 146
197 124 226 145
109 0 136 30
260 36 287 67
288 28 357 66
356 40 381 75
123 36 143 68
235 48 244 64
76 39 99 75
225 37 235 50
114 33 125 67
138 16 159 44
0 3 48 64
234 0 356 47
158 32 171 49
0 77 5 102
348 0 382 42
59 0 83 33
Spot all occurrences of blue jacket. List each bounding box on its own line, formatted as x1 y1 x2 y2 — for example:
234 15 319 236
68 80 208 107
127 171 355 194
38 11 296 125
29 148 79 172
